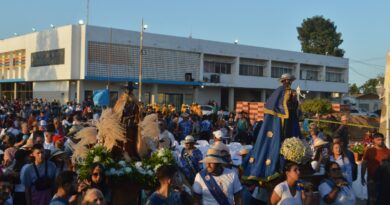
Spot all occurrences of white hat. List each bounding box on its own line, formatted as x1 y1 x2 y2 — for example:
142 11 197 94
39 120 47 127
213 130 223 139
200 148 226 164
184 135 195 144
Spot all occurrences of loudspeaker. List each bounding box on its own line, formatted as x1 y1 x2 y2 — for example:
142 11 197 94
185 73 193 81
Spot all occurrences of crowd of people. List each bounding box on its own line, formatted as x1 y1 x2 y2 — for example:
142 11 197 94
0 96 389 205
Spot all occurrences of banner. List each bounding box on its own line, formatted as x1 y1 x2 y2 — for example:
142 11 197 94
93 89 109 106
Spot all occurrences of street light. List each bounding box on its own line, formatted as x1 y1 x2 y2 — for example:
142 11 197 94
376 81 390 147
138 18 147 102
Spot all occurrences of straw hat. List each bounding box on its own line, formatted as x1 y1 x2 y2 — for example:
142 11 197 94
184 135 195 144
212 142 229 153
200 148 226 164
22 138 34 149
313 138 328 147
279 73 296 82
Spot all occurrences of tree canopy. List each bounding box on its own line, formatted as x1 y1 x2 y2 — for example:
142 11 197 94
359 75 384 94
349 83 360 95
297 16 345 57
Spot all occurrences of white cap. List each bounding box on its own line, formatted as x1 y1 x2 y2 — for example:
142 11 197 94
39 120 47 127
213 130 223 139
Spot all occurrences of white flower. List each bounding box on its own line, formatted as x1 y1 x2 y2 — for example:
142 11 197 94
154 164 162 172
124 167 132 173
162 157 168 163
157 149 165 157
147 170 153 176
93 156 101 163
135 161 142 168
146 165 151 170
118 160 126 167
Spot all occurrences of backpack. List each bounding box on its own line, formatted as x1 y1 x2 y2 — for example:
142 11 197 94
32 161 53 191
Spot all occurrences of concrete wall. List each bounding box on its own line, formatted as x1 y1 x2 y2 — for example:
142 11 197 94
197 87 221 105
0 25 83 82
33 81 69 103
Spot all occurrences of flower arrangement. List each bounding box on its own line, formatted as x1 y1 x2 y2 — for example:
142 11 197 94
280 137 312 164
350 142 364 155
77 146 175 187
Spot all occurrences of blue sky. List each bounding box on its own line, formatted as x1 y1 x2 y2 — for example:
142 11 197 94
1 0 389 86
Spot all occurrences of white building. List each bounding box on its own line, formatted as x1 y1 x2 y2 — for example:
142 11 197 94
0 24 349 110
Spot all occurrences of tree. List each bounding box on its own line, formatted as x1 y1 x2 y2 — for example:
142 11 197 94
359 75 384 94
349 83 360 95
300 99 332 115
297 16 345 57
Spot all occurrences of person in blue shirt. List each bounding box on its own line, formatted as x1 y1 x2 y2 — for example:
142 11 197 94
146 165 183 205
50 171 78 205
178 113 192 142
178 135 203 183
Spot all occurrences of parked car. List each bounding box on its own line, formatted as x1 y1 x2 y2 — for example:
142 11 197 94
368 112 379 118
200 105 213 116
349 108 368 116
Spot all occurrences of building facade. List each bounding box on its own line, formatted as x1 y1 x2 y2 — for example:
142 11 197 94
0 24 349 110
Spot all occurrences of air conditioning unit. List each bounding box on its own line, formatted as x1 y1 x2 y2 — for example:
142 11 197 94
210 74 220 83
185 73 193 81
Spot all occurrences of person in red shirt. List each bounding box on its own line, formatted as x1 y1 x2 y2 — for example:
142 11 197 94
361 132 390 205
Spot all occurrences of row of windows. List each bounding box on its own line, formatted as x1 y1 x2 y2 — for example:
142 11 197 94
239 64 263 76
300 70 319 81
204 61 231 74
326 72 344 82
271 67 293 78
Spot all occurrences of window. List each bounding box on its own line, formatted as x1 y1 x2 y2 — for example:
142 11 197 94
204 61 231 74
239 64 263 76
326 72 343 82
271 66 293 78
300 70 319 81
16 82 33 100
31 49 65 67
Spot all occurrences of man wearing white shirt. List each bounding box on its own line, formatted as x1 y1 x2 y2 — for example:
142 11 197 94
193 148 242 205
43 125 56 153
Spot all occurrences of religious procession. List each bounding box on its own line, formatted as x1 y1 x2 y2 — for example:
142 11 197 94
0 72 388 205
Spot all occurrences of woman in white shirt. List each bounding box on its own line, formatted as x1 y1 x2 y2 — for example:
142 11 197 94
329 143 353 183
270 162 311 205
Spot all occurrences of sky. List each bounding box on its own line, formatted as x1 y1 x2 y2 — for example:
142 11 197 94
1 0 389 86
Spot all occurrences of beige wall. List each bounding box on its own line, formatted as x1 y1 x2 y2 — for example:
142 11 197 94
33 81 69 103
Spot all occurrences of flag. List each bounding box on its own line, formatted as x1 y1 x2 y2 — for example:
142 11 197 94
93 89 109 106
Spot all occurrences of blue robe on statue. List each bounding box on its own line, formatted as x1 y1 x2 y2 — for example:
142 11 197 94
243 85 301 182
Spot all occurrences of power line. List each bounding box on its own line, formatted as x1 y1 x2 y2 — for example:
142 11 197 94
350 59 384 70
349 66 377 79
